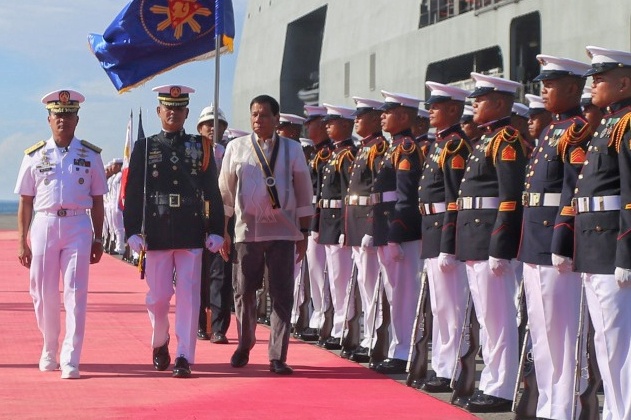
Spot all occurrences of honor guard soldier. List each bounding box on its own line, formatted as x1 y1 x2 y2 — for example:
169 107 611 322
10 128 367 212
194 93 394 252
372 91 424 375
196 105 233 344
517 55 591 419
512 102 535 156
108 158 125 254
417 82 472 392
300 105 334 343
276 113 314 339
524 94 552 142
455 73 527 412
571 46 631 420
15 89 108 379
124 85 225 378
344 97 388 363
460 105 483 146
413 107 431 144
312 104 359 354
580 86 604 131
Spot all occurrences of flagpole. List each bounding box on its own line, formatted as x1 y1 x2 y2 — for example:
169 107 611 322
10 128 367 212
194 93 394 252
213 0 222 147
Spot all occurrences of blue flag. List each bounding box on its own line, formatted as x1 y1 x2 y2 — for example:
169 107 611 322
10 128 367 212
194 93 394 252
89 0 235 93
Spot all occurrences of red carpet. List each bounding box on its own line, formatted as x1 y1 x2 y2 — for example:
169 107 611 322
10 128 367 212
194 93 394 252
0 230 476 419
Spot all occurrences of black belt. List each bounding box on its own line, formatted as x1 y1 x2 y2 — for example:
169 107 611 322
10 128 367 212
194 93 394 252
152 193 200 208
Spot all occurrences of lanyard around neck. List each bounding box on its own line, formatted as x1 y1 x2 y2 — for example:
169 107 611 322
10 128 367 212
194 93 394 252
251 135 281 209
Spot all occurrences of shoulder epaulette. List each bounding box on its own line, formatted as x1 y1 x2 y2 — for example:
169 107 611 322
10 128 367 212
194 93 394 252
610 111 631 152
24 140 46 155
80 140 102 153
558 117 591 161
488 126 526 164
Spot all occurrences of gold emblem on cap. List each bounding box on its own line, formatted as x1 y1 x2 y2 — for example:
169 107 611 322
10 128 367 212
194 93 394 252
170 86 181 98
59 91 70 104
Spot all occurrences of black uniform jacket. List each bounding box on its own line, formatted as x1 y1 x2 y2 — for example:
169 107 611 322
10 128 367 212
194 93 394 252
418 124 471 258
345 133 389 246
573 98 631 273
308 139 333 232
124 130 224 250
455 118 527 261
313 138 357 245
373 129 424 246
518 108 590 265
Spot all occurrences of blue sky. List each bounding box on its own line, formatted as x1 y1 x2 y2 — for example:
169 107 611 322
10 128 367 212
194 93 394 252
0 1 247 200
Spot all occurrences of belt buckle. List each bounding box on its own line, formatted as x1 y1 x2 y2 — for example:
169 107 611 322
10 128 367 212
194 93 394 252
418 202 426 215
596 196 605 211
571 197 578 213
531 193 540 207
521 191 529 207
348 195 358 206
318 199 327 209
456 197 463 211
169 194 181 208
57 209 67 217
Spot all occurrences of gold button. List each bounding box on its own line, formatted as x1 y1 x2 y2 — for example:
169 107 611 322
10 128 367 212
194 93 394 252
474 218 480 223
543 220 549 226
595 226 603 232
172 166 177 170
434 221 439 227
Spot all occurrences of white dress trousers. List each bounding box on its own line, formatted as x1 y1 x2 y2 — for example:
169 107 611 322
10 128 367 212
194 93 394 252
425 257 469 378
377 240 422 360
306 235 330 329
352 245 381 348
523 263 583 419
324 244 353 338
583 272 631 420
29 213 93 368
465 259 519 400
145 248 202 364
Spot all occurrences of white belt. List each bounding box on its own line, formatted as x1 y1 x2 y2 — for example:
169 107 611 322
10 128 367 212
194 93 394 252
419 202 447 215
318 199 343 209
522 192 561 207
38 209 88 217
312 196 318 205
346 195 372 206
457 197 500 210
572 195 621 213
370 191 397 204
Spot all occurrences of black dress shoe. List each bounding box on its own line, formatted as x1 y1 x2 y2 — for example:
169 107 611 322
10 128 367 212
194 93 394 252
421 376 452 393
323 337 342 350
269 360 293 375
210 332 229 344
464 393 512 413
257 316 267 324
230 350 249 368
349 346 370 363
172 356 191 378
197 329 210 340
153 336 170 371
296 328 319 341
340 347 355 359
374 358 407 374
317 337 328 347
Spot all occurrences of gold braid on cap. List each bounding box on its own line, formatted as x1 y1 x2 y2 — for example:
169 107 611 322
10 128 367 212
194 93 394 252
393 137 422 168
438 136 471 171
609 110 631 152
488 126 525 164
367 139 388 171
558 119 592 162
312 147 332 171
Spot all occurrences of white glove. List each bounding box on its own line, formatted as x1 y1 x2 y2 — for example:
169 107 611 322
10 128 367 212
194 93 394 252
360 234 374 249
338 234 345 246
127 234 145 253
551 253 573 273
386 242 405 263
312 231 319 242
438 252 457 272
614 267 631 288
205 234 225 253
488 256 511 276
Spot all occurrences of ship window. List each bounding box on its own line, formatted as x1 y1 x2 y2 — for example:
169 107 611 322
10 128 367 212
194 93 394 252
510 12 541 98
344 62 351 97
369 53 376 91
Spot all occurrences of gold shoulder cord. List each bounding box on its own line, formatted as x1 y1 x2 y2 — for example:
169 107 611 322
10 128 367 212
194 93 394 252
558 121 592 162
438 137 468 170
312 147 332 171
393 140 420 168
368 139 388 170
610 112 631 153
489 127 524 164
335 149 355 172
